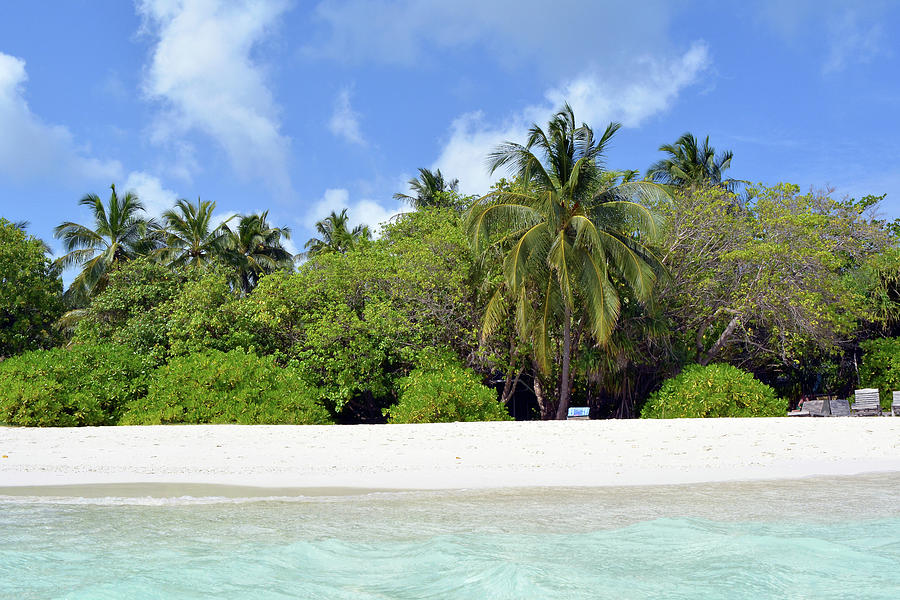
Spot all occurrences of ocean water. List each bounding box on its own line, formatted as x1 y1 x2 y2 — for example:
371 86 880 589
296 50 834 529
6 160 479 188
1 475 899 599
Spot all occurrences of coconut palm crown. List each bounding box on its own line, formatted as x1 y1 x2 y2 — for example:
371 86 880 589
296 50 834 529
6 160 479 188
465 104 667 419
222 211 294 293
157 198 232 268
393 167 460 210
303 209 371 257
53 184 158 302
646 133 744 192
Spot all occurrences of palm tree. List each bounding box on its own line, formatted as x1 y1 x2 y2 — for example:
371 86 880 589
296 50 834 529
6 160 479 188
393 168 460 210
157 198 232 268
646 133 743 192
466 104 667 419
53 184 158 302
303 209 371 257
222 212 294 293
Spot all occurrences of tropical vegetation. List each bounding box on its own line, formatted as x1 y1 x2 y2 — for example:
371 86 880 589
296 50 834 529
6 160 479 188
2 103 900 426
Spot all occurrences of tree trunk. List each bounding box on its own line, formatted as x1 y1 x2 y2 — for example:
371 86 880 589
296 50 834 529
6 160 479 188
555 304 573 420
532 361 553 420
699 314 741 366
500 337 519 405
501 368 523 406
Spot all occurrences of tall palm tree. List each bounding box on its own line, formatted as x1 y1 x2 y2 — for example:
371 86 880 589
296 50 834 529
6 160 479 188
646 133 743 192
157 198 232 268
53 184 158 302
303 209 371 257
393 167 460 210
222 212 294 293
466 104 667 419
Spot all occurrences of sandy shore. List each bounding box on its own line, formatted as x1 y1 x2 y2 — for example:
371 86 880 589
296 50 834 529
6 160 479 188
1 419 899 492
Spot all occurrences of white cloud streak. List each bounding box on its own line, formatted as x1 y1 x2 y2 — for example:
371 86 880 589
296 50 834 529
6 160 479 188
434 42 711 194
328 87 365 145
0 52 122 183
822 10 888 74
123 170 179 218
305 0 673 78
137 0 292 195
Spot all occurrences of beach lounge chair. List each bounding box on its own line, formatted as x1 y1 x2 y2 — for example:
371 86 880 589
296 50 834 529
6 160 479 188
802 399 829 417
851 389 882 416
829 398 851 417
892 391 900 417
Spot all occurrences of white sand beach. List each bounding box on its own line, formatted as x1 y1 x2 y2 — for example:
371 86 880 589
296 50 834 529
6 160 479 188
1 419 899 491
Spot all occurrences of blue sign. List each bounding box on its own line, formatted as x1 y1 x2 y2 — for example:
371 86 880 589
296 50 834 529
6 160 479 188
567 407 590 417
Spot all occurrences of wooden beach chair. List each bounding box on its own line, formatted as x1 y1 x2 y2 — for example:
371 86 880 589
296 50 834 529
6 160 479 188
892 391 900 417
802 399 829 417
829 398 851 417
851 389 882 416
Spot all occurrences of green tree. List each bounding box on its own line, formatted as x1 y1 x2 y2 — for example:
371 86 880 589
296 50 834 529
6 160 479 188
646 133 743 192
0 218 64 357
53 184 158 301
222 211 294 293
158 198 232 268
466 104 667 419
393 167 460 210
72 257 197 362
303 209 371 257
655 184 890 372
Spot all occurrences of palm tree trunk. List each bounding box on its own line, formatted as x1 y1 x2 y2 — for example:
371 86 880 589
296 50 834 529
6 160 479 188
531 361 553 420
556 304 573 420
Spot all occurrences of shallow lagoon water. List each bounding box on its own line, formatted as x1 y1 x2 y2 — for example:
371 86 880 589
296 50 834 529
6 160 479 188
2 474 899 599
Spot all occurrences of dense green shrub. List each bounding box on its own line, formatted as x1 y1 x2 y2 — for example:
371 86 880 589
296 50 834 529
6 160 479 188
165 269 255 357
73 258 194 362
385 352 511 423
0 218 64 357
641 363 785 418
121 350 333 425
859 337 900 410
0 344 152 426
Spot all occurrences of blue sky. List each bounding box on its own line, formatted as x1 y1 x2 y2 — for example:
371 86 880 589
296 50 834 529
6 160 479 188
1 0 899 259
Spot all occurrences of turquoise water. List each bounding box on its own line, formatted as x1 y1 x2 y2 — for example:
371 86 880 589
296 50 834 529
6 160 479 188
2 475 899 599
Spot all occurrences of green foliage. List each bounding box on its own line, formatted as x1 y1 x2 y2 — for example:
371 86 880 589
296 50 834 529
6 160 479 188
121 350 333 425
0 219 64 356
73 258 194 362
641 363 785 418
197 208 480 419
656 184 890 371
859 337 900 410
0 344 152 426
166 268 253 356
386 351 511 423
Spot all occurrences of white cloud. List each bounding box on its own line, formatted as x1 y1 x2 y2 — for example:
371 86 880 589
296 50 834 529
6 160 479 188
304 188 405 237
328 87 365 145
137 0 292 195
0 52 122 182
822 10 888 74
434 42 711 194
123 170 179 218
753 1 893 74
305 0 673 78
